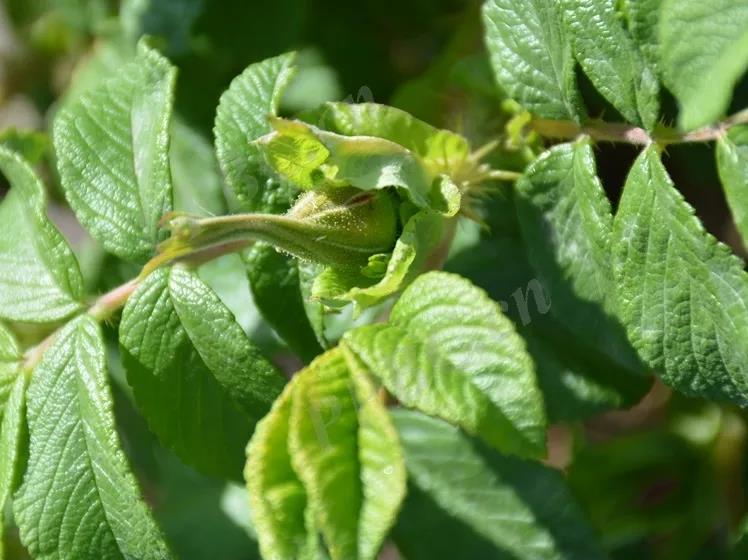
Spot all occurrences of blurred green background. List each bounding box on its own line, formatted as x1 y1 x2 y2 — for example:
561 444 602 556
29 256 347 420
2 1 748 559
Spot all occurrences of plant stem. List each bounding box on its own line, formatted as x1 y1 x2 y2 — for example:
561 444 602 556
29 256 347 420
23 279 141 371
22 221 260 370
529 108 748 146
88 279 141 322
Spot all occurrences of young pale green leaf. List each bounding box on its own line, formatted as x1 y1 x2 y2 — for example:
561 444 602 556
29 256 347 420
311 102 470 177
0 323 20 419
245 244 324 362
258 118 330 190
660 0 748 130
717 126 748 249
344 271 546 458
391 410 606 560
258 118 436 210
289 348 405 560
14 316 172 559
120 267 284 477
612 146 748 404
289 349 365 560
562 0 659 129
343 350 406 560
245 376 320 560
54 40 176 262
247 348 404 560
516 140 646 378
214 52 297 212
482 0 583 121
624 0 661 68
313 209 449 311
0 148 84 323
0 374 26 560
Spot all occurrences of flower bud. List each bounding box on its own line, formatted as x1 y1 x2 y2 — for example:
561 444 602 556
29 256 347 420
267 187 399 264
155 187 399 268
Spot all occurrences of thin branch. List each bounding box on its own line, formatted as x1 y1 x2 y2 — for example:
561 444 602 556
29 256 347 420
88 279 140 322
530 119 651 145
529 108 748 146
23 279 141 371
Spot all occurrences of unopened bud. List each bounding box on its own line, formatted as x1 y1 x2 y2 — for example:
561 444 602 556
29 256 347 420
155 187 399 268
273 187 398 264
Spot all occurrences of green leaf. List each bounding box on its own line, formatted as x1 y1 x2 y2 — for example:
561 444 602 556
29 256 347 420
624 0 661 68
61 39 133 110
482 0 583 121
258 118 437 211
281 49 343 114
289 348 405 560
14 315 172 559
562 0 659 129
660 0 748 130
344 271 546 458
446 194 650 422
120 267 284 476
120 0 203 56
169 266 286 411
214 52 297 212
612 146 748 404
0 147 84 322
0 323 22 440
518 141 612 310
310 102 470 177
245 375 319 560
567 421 719 556
0 323 19 419
247 348 405 560
516 140 646 378
258 118 330 190
733 516 748 560
0 374 26 560
315 209 448 311
391 410 606 560
342 350 406 560
245 244 324 362
522 327 650 421
288 349 363 560
54 40 176 262
0 128 49 164
717 126 748 249
170 116 226 216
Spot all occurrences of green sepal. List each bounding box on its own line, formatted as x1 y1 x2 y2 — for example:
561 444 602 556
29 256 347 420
312 209 451 311
257 117 457 213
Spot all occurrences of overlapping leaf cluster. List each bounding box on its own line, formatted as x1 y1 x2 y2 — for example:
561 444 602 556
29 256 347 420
2 0 748 558
483 0 748 408
0 35 602 559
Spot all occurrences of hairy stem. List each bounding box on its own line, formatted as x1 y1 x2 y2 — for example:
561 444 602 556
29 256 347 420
529 107 748 146
23 279 140 371
88 279 141 322
21 228 261 372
